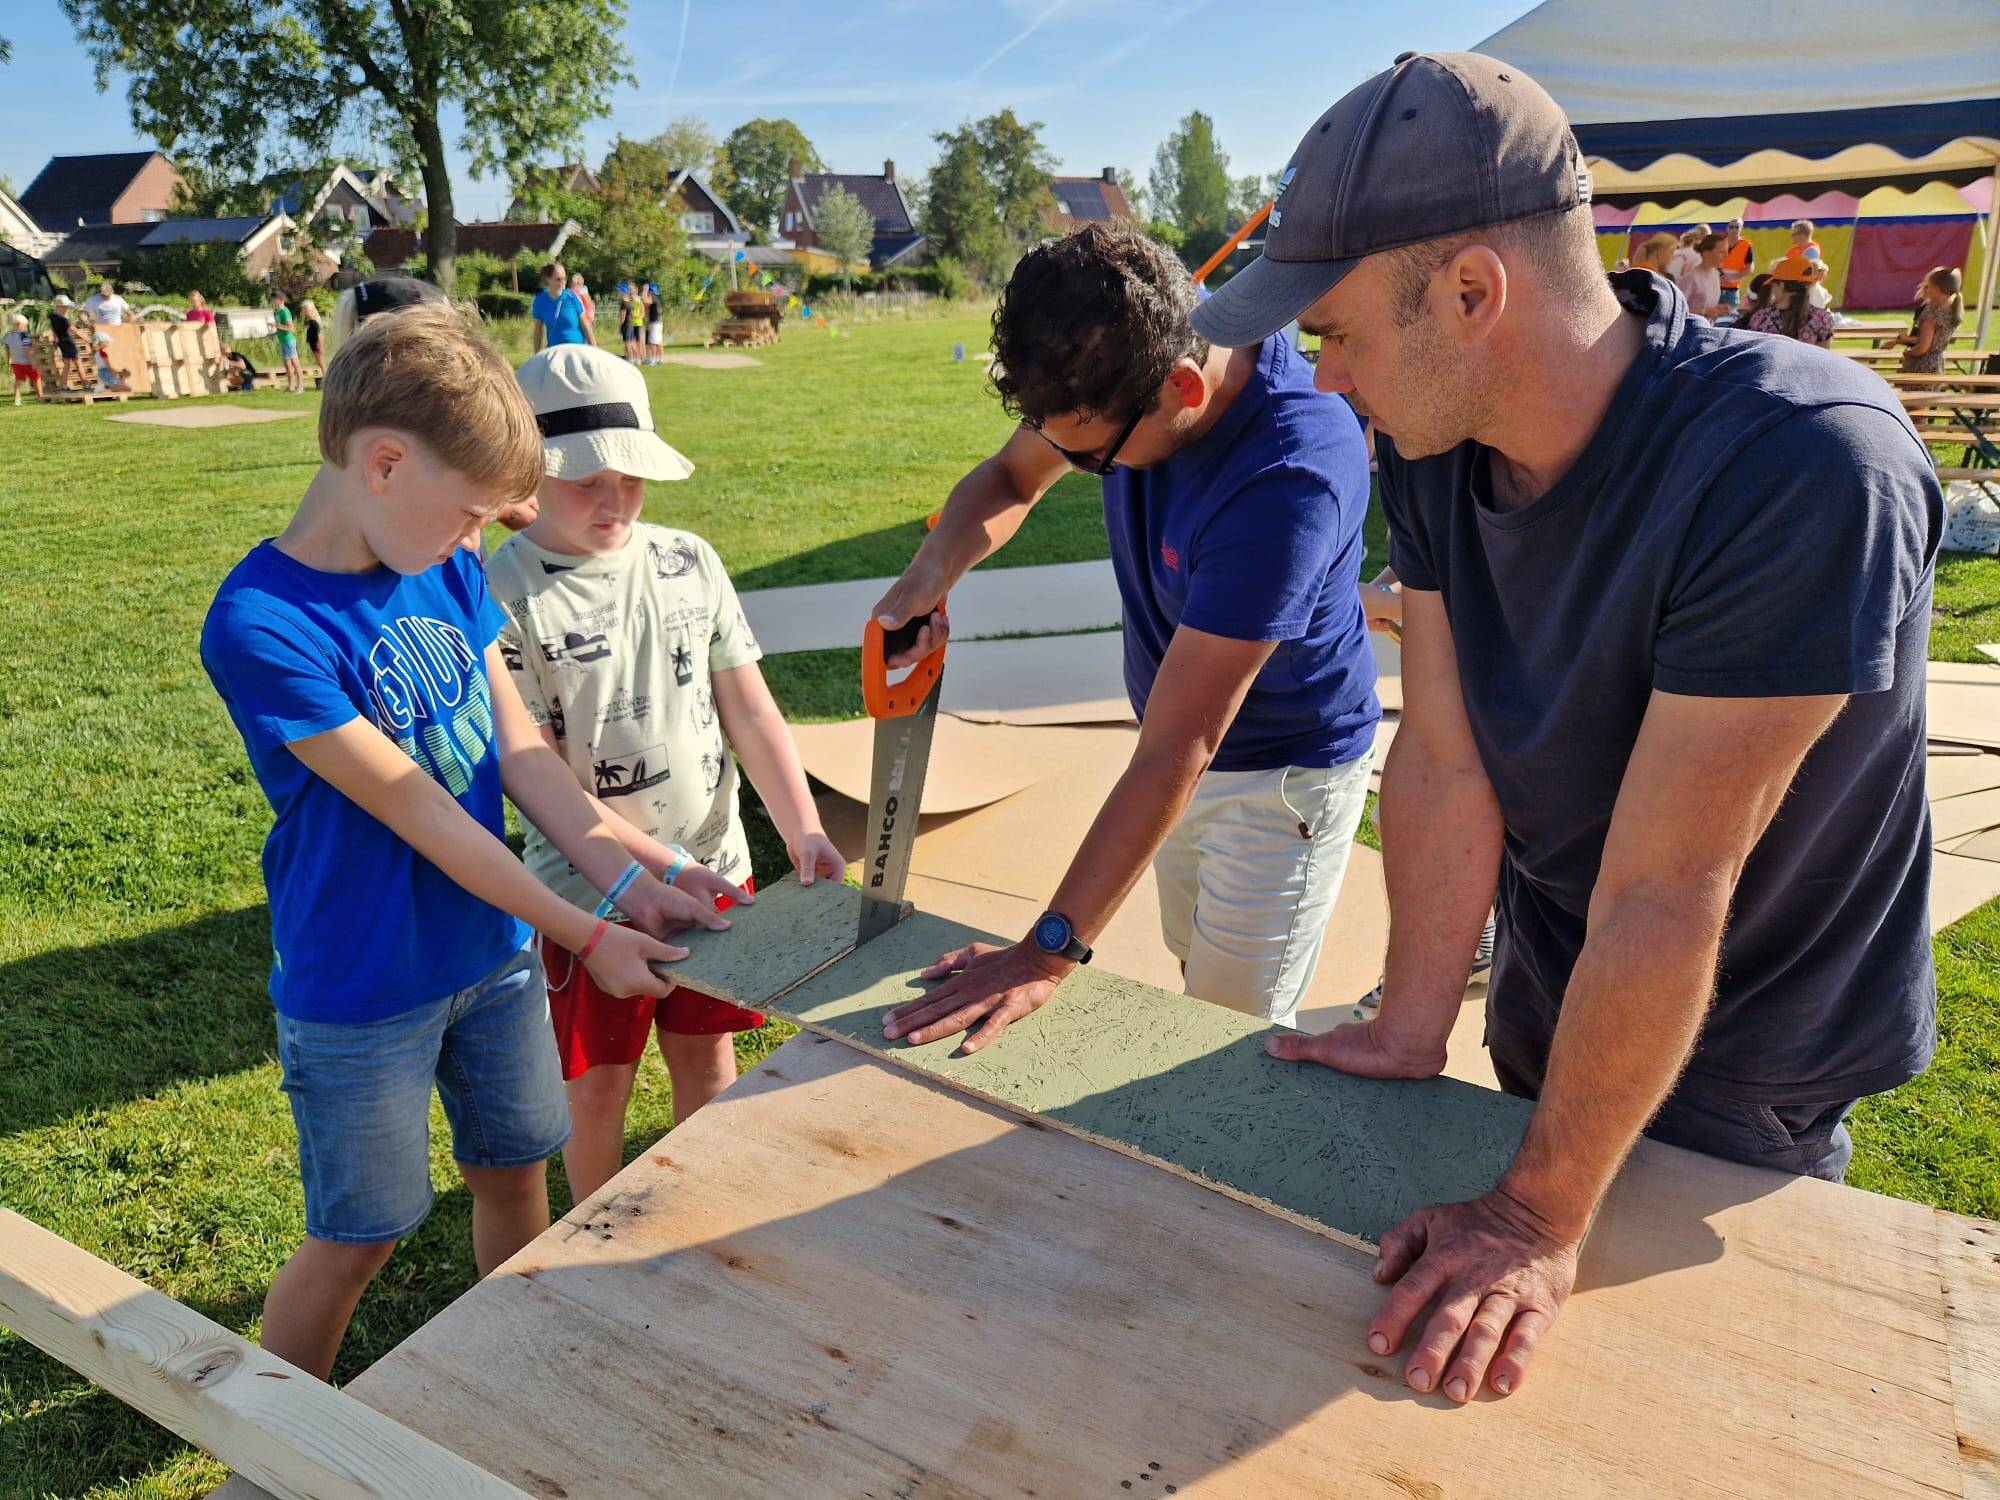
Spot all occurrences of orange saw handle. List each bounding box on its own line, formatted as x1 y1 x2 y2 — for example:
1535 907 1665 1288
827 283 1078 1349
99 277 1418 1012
864 511 948 720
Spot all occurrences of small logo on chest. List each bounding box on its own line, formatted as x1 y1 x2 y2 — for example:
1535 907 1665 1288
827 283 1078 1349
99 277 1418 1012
1160 541 1180 571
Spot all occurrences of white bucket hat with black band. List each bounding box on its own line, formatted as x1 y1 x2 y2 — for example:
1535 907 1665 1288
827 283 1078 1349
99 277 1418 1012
516 343 694 483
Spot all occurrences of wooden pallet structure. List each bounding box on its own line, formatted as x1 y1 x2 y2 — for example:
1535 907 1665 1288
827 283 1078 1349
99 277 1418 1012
4 877 1997 1498
714 289 782 348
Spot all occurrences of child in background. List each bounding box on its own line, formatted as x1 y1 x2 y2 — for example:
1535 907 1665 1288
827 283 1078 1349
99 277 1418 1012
214 336 258 392
1734 272 1775 326
1887 266 1964 379
644 281 666 364
47 294 84 389
1665 224 1710 284
302 297 324 370
1630 232 1678 276
1748 256 1835 348
569 272 597 344
6 314 39 405
272 290 305 394
490 343 845 1202
616 282 642 363
200 304 732 1380
1673 232 1728 319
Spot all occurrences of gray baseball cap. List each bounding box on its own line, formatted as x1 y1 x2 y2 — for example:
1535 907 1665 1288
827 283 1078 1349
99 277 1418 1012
1191 52 1590 348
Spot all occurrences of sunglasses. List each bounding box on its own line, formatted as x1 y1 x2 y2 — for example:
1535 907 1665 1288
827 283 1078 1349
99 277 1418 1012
1032 405 1146 476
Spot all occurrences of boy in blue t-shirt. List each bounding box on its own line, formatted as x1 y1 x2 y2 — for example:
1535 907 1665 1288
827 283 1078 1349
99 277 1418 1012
201 302 741 1380
531 260 588 351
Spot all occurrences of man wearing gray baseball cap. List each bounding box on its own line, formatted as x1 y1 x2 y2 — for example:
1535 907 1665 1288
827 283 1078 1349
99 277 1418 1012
1200 53 1937 1405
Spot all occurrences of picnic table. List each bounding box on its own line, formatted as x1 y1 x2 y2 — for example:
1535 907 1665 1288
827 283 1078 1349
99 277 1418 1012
1899 388 2000 468
1842 345 1995 374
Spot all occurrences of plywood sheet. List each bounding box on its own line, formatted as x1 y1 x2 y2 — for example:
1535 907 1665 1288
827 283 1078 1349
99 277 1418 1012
789 714 1107 814
657 351 761 367
939 630 1134 725
740 560 1121 658
777 908 1530 1248
1928 749 2000 802
1933 851 2000 929
106 407 304 430
1940 1214 2000 1500
319 1034 1974 1500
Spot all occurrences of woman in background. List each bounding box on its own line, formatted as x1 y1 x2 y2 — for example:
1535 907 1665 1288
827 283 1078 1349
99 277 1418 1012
1885 266 1964 380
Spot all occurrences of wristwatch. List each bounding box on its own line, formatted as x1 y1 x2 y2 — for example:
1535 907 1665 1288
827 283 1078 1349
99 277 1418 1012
1030 910 1093 965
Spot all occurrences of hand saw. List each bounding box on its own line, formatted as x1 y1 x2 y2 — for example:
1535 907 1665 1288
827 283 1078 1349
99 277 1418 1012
856 601 947 946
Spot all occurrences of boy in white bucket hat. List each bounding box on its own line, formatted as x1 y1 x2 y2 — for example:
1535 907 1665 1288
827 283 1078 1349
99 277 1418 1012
489 343 846 1201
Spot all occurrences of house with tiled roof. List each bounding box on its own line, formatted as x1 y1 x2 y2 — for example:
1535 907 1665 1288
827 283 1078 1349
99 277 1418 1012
0 185 58 256
41 213 295 285
1044 169 1136 231
263 164 407 242
506 163 601 220
780 159 926 270
18 151 185 231
363 219 585 271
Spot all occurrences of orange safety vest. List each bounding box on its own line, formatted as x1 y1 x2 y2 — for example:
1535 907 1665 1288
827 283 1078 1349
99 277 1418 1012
1719 237 1754 287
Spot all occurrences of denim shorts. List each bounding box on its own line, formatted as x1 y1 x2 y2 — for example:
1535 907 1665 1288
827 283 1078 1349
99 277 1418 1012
274 942 572 1244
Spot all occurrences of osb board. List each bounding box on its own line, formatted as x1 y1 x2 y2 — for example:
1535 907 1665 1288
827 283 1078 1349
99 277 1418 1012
106 407 303 430
775 905 1529 1248
789 714 1109 814
740 559 1120 657
660 877 862 1007
281 1034 1978 1500
1934 852 2000 930
940 630 1135 726
1928 750 2000 803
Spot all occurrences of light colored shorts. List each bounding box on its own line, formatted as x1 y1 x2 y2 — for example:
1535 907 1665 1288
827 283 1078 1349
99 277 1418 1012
1153 755 1372 1027
646 320 665 343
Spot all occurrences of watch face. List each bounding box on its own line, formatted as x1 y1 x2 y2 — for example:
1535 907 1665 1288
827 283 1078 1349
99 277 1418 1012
1034 913 1072 953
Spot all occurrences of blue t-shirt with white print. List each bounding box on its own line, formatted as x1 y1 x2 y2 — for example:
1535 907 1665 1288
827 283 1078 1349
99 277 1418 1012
201 543 528 1023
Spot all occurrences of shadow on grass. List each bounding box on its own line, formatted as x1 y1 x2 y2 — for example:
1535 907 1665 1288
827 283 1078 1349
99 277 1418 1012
0 906 280 1140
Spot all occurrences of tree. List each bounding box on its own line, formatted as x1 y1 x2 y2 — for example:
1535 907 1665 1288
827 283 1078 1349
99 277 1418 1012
58 0 631 295
814 185 875 291
920 125 1005 282
568 136 688 298
1149 111 1234 268
648 115 720 179
1117 167 1146 221
973 108 1056 248
170 161 272 219
507 176 604 234
1231 172 1269 222
719 118 822 241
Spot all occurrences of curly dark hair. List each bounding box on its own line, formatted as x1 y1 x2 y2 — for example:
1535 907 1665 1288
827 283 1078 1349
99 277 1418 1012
989 223 1207 425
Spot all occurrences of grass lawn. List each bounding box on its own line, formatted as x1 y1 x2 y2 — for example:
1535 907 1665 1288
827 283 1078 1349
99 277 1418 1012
0 310 1995 1498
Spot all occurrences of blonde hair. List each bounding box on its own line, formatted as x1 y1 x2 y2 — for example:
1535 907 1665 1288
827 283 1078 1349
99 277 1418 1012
318 301 544 500
1791 219 1814 238
1636 231 1678 269
1925 265 1964 324
9 313 26 331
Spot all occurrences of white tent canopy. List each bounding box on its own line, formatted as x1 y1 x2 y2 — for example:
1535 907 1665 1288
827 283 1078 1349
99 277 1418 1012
1476 0 2000 337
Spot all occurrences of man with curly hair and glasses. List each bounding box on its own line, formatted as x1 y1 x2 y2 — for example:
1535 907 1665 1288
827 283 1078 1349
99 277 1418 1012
872 222 1380 1054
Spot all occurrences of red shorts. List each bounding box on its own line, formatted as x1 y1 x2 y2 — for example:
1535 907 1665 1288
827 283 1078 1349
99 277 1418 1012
10 364 38 384
543 879 762 1080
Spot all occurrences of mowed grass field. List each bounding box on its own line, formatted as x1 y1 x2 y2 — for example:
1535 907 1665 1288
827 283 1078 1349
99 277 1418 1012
1 309 1996 1498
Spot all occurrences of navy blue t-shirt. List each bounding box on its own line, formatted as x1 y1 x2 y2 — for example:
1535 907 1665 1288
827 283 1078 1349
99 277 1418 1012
1102 331 1378 772
201 543 529 1023
1380 271 1939 1104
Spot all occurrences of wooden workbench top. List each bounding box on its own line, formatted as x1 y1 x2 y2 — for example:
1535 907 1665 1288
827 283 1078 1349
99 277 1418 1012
216 1032 1998 1498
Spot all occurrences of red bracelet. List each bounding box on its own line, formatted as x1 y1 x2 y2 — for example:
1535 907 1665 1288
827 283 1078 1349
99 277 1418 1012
576 919 610 962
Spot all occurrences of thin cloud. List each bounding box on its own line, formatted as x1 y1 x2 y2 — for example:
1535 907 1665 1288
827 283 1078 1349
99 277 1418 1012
1100 0 1214 67
965 0 1074 83
663 0 694 106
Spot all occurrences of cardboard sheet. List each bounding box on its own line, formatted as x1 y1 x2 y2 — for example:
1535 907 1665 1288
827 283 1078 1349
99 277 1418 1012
657 352 761 368
1928 662 2000 749
939 629 1134 725
1932 786 2000 844
106 407 303 429
1935 851 2000 928
1927 749 2000 802
1944 827 2000 866
789 715 1109 814
740 560 1121 658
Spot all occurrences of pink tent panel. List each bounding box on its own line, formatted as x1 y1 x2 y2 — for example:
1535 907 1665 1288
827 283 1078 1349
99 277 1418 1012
1593 203 1641 229
1752 191 1860 223
1845 219 1977 308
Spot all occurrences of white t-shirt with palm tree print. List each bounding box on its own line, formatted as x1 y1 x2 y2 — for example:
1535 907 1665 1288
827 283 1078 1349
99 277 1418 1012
488 523 761 912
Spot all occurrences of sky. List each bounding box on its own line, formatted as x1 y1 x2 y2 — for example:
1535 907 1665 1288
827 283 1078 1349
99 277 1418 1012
1 0 1537 221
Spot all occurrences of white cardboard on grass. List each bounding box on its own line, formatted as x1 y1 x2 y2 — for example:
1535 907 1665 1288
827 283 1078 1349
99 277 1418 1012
106 407 304 429
1934 851 2000 928
1931 786 2000 844
1927 750 2000 802
740 561 1121 658
1927 660 2000 750
790 715 1120 815
939 629 1135 726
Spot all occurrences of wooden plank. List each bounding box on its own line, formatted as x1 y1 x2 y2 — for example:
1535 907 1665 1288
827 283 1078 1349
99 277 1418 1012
330 1035 1968 1499
1939 1212 2000 1499
661 875 864 1007
0 1209 528 1500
